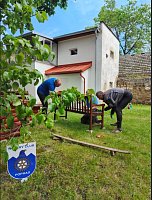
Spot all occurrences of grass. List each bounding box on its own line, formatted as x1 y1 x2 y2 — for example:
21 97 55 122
0 104 151 200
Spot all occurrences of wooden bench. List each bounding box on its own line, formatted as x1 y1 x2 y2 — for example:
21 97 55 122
54 96 105 132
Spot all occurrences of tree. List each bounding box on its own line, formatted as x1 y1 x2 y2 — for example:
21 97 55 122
94 0 151 55
0 0 95 162
0 0 85 155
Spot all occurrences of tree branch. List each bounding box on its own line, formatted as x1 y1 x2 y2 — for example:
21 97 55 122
125 33 141 54
115 29 126 55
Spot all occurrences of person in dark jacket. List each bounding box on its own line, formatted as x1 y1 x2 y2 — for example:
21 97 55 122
37 78 61 114
96 88 133 133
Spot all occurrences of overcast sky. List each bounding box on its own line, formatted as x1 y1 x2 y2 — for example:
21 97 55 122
31 0 151 38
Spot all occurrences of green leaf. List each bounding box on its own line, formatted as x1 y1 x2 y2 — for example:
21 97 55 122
0 106 7 116
25 42 32 48
27 96 36 107
0 25 6 35
36 114 45 124
55 112 60 120
3 71 9 81
20 126 29 136
41 11 48 21
44 95 51 103
87 89 95 95
6 115 14 128
30 115 36 127
15 2 22 11
58 106 65 115
12 82 19 90
12 144 19 151
34 79 39 86
16 52 24 64
25 107 33 117
18 39 25 47
50 52 55 61
48 103 56 112
45 118 54 129
36 12 44 23
43 44 50 54
16 104 26 120
13 99 21 107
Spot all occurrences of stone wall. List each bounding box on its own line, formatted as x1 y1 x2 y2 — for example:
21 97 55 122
117 52 151 104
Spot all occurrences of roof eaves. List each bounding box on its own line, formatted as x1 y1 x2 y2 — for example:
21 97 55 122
18 31 53 40
53 28 97 41
45 61 92 75
45 70 82 75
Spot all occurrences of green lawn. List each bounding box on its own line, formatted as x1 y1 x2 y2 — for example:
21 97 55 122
0 104 151 200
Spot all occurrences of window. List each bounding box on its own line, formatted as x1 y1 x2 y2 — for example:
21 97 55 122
70 48 78 55
110 50 114 59
45 40 51 46
40 40 51 46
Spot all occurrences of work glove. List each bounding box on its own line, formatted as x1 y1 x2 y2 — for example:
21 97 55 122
104 106 111 111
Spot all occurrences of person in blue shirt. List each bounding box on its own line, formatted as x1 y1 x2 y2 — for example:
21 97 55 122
85 95 99 108
37 78 61 114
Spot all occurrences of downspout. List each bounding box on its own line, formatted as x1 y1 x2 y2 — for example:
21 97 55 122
80 72 85 94
95 26 100 92
95 28 98 92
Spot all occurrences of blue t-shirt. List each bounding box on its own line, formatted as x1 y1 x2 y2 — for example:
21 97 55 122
37 78 57 96
86 95 98 108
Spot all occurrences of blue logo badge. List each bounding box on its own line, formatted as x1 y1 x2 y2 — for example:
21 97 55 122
7 142 36 181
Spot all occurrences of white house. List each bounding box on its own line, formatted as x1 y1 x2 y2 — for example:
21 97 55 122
23 22 119 104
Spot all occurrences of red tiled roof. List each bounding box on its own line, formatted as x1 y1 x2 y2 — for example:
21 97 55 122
45 61 92 75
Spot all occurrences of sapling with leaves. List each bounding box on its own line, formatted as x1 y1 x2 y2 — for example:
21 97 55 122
0 0 68 161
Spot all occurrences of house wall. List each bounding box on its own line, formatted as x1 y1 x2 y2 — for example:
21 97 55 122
24 22 119 104
57 35 95 65
47 70 92 94
57 35 96 90
97 23 119 91
25 61 54 104
47 74 82 93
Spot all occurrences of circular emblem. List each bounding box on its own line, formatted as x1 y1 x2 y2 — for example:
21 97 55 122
15 158 30 171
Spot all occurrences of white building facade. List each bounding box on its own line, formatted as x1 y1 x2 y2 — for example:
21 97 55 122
24 22 119 104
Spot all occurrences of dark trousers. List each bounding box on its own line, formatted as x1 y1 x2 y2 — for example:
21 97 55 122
37 91 48 114
115 90 133 129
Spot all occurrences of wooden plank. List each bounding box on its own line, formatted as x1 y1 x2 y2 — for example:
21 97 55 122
52 134 131 155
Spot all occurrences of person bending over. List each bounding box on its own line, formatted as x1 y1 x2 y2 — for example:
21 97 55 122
37 78 61 114
96 88 133 133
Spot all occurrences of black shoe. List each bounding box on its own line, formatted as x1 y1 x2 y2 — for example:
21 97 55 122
110 122 118 126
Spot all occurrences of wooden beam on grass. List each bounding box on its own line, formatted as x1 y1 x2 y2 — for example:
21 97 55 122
51 134 131 156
